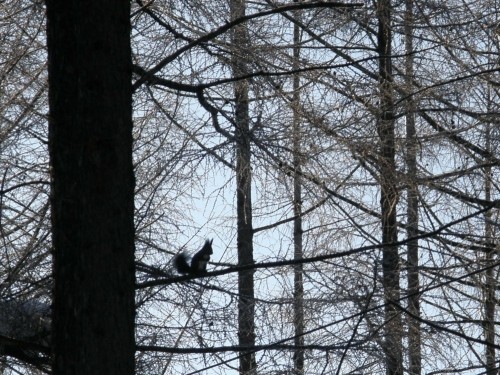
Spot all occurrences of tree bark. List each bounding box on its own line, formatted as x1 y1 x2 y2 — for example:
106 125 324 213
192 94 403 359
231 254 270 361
46 2 135 374
483 115 496 375
404 0 421 373
292 5 304 374
230 0 256 373
376 1 403 374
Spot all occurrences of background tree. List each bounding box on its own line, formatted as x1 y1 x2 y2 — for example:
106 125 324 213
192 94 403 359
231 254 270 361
376 1 403 373
291 3 305 373
230 0 258 370
0 1 51 372
403 0 421 373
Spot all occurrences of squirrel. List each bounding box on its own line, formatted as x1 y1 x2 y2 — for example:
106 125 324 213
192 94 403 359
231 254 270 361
174 239 213 275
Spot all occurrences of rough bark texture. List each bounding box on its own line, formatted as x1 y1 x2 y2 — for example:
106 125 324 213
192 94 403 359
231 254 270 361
46 2 135 374
377 1 403 374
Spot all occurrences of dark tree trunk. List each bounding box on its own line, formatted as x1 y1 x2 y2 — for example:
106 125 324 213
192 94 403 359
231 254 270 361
230 0 256 373
46 2 135 375
376 1 403 374
404 0 422 373
235 80 257 375
483 122 496 375
292 5 304 374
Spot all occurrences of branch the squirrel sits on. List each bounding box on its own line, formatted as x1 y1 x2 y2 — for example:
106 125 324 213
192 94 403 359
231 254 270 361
174 239 213 275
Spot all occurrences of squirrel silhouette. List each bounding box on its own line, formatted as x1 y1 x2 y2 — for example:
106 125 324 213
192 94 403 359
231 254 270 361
174 239 213 275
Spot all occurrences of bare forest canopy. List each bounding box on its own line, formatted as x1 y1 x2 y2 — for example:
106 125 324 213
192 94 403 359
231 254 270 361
1 0 500 374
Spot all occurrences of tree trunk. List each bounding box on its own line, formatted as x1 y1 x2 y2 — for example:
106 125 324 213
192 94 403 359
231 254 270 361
483 169 496 375
404 0 421 373
46 2 136 375
376 1 403 374
292 5 304 374
230 0 256 373
483 115 496 375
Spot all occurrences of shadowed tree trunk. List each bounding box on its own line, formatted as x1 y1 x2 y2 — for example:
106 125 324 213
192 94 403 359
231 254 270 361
483 113 496 375
46 1 136 374
376 0 403 374
404 0 421 373
230 0 256 373
292 4 304 374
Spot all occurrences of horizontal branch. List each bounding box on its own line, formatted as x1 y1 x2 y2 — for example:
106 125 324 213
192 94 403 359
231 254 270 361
0 180 50 195
137 258 500 361
137 343 354 353
136 201 498 288
132 1 363 91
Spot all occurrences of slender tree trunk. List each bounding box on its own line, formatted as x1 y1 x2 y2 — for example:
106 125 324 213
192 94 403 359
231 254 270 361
484 166 496 375
404 0 421 374
483 116 496 375
376 1 403 374
292 5 304 374
230 0 256 373
46 2 135 375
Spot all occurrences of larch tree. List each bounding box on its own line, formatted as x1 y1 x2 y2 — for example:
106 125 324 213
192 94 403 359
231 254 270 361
404 0 421 373
230 0 257 372
291 4 305 374
376 0 403 373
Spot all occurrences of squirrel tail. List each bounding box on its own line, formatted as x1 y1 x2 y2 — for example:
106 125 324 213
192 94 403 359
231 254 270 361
174 252 192 274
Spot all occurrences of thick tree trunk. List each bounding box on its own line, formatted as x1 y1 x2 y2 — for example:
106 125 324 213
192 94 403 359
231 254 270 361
230 0 256 373
376 1 403 374
46 2 135 375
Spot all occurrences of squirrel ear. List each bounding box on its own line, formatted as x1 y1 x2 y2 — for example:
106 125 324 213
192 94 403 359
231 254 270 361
208 239 213 245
